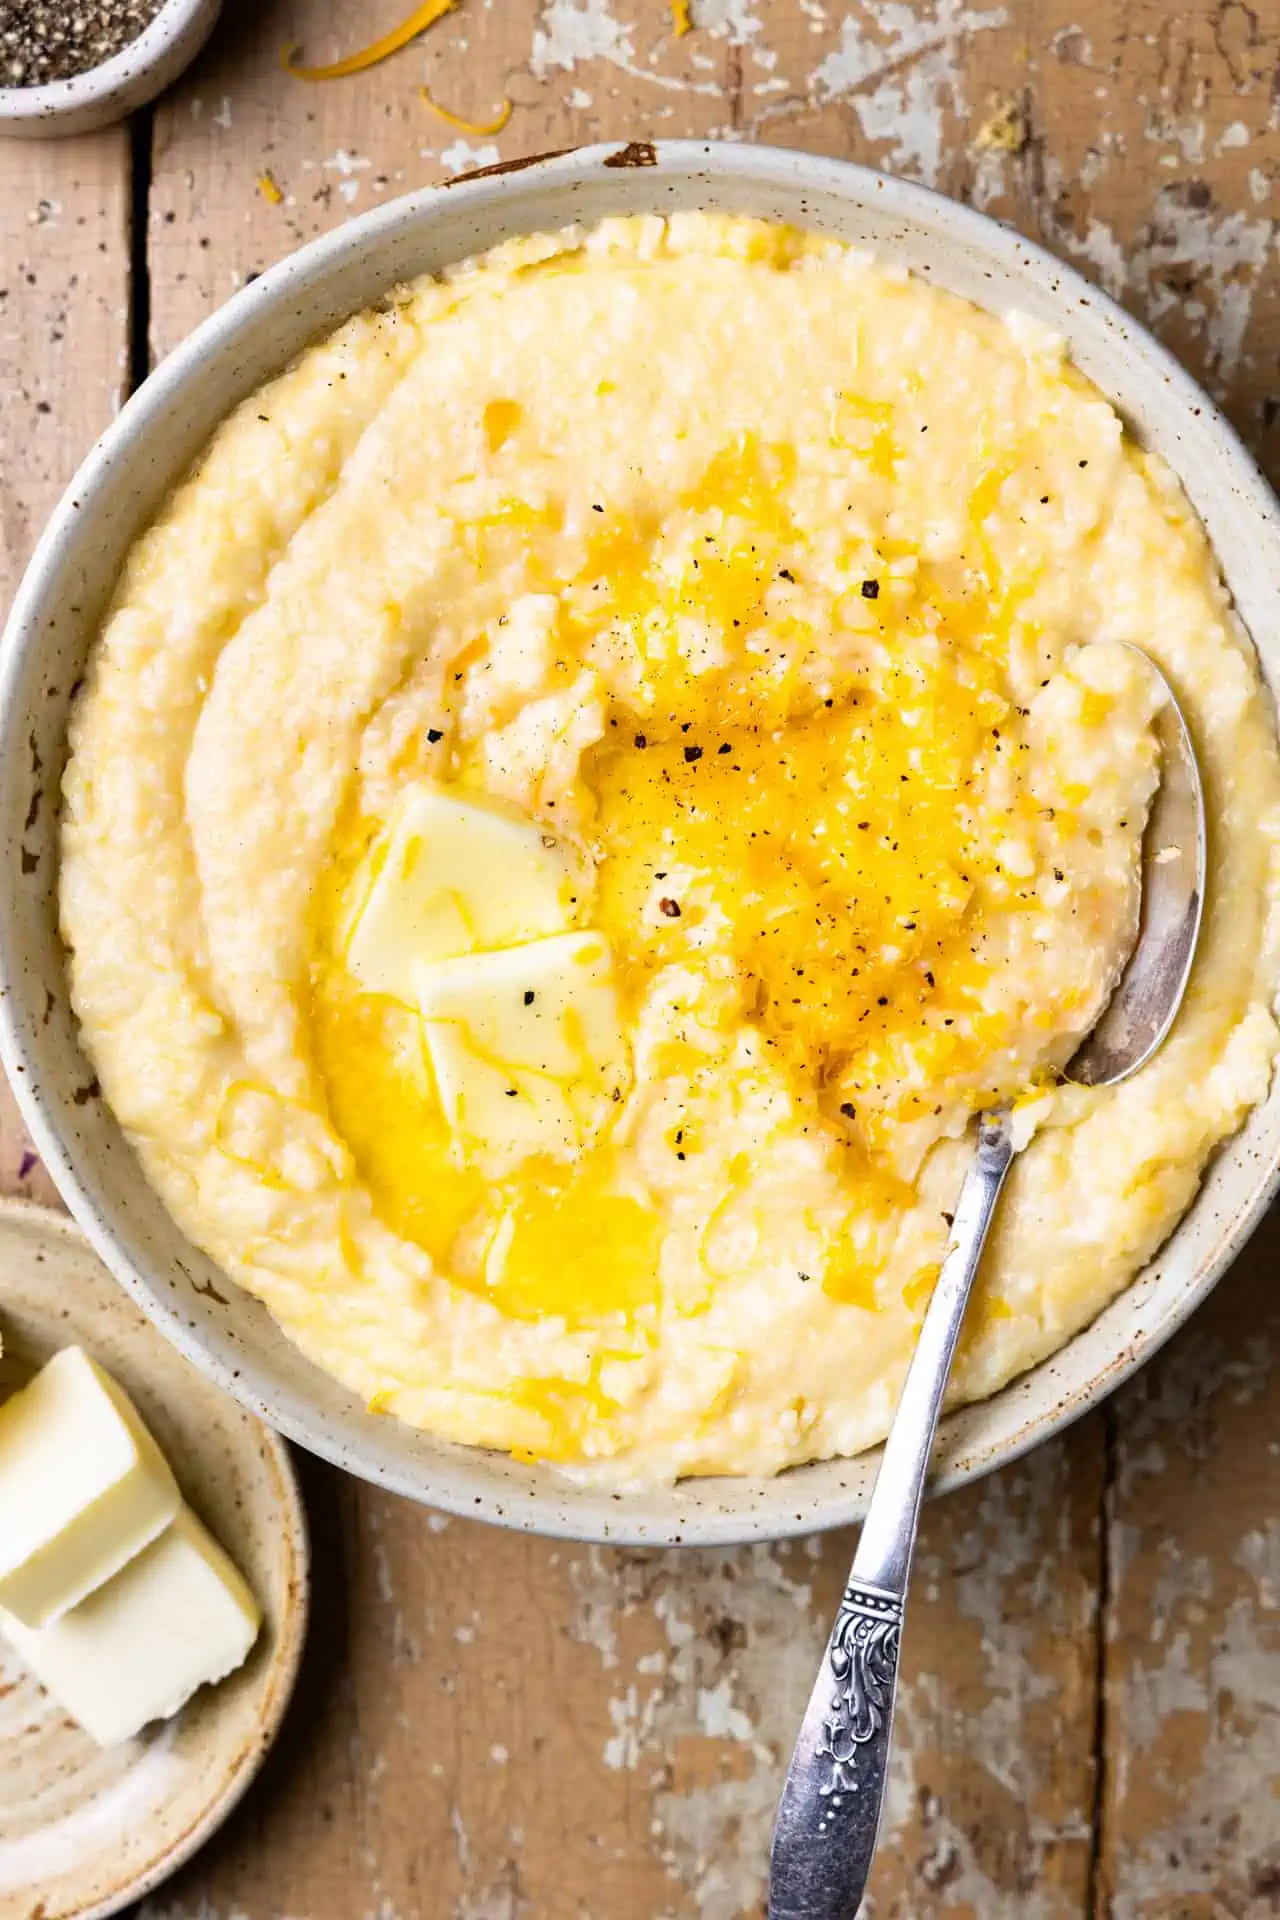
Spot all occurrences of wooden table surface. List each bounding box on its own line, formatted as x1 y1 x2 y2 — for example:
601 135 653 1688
2 2 1278 1915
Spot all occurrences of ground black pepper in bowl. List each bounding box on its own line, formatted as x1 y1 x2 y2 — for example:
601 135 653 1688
1 0 167 87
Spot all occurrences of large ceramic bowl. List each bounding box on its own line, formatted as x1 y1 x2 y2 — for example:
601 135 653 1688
2 142 1278 1546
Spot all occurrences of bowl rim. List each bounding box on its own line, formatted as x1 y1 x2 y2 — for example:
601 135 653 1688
3 137 1279 1544
0 0 218 122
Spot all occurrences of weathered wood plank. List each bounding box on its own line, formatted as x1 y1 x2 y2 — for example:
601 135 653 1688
0 127 131 1208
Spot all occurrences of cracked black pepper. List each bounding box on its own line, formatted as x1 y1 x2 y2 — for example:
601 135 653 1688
1 0 167 86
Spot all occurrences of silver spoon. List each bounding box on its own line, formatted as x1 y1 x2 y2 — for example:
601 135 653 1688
769 653 1205 1920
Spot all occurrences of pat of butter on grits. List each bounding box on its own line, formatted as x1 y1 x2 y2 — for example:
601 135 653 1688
1 1504 260 1747
346 786 581 998
416 931 628 1157
0 1346 180 1628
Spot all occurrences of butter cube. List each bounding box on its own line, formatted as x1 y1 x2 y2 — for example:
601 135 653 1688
416 931 628 1158
0 1347 181 1627
0 1503 261 1747
345 786 581 1000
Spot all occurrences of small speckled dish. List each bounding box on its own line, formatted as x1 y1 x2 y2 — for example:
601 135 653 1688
0 0 222 140
0 1199 307 1920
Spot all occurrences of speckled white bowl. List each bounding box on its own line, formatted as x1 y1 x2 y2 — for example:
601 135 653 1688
0 0 221 139
2 142 1278 1545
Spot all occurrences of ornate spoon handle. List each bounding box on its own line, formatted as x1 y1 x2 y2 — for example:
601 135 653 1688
769 1107 1016 1920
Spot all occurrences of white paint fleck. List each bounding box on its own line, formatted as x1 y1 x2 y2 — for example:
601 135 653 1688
1218 119 1251 151
372 1540 395 1604
529 0 724 96
531 0 633 78
323 148 373 177
812 0 1009 186
695 1676 754 1742
439 140 503 177
696 0 765 41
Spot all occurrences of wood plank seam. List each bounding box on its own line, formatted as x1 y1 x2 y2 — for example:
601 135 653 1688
1087 1402 1117 1919
129 105 153 390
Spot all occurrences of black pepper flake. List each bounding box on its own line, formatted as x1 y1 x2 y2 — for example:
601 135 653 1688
684 744 703 763
718 741 732 754
840 1101 856 1118
877 995 889 1007
659 897 681 918
592 502 604 512
523 990 535 1005
505 1088 518 1098
778 567 795 582
1053 867 1065 882
426 727 443 743
634 732 647 748
861 579 880 600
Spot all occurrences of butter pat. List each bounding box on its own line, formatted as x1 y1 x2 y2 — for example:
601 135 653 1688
0 1503 261 1747
417 931 628 1158
345 786 581 999
0 1348 180 1628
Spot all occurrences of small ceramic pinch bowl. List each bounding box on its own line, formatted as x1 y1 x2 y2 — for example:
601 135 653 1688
1 141 1279 1546
0 0 222 140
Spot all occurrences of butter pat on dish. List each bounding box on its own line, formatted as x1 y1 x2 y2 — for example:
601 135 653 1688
0 1347 180 1627
0 1503 261 1747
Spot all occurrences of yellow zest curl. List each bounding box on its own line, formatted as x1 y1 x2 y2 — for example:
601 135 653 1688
420 85 513 136
283 0 457 81
671 0 693 34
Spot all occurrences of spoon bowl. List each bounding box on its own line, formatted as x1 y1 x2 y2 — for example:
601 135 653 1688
1068 656 1205 1088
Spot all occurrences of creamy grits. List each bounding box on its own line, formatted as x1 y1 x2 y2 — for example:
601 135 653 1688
60 214 1280 1485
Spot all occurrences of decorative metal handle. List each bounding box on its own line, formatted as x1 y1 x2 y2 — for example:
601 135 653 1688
769 1108 1016 1920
